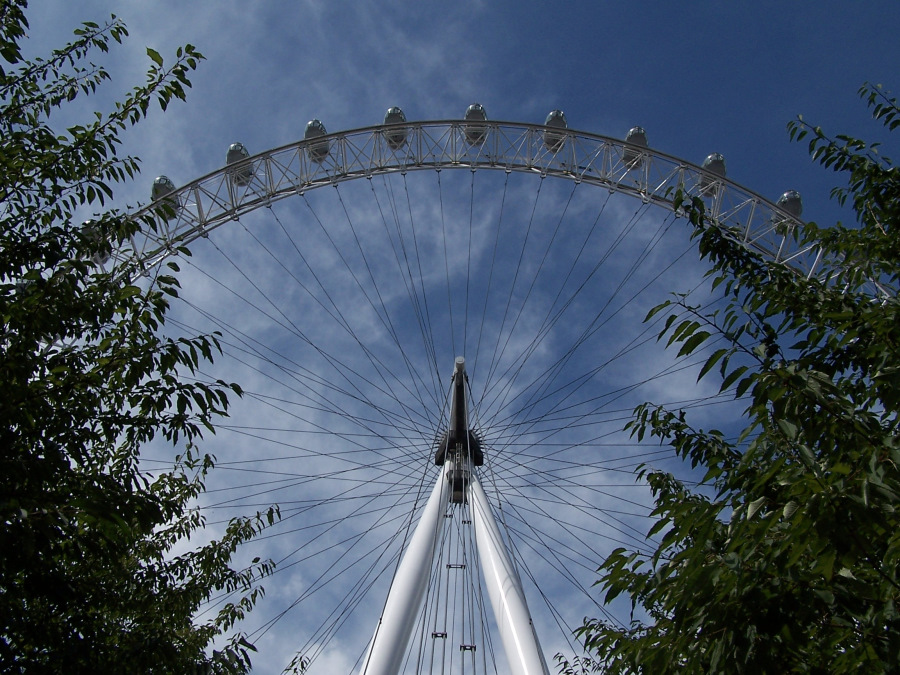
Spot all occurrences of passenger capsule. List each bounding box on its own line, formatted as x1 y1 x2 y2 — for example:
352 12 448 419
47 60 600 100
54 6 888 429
304 119 330 163
623 126 648 169
776 190 803 219
226 142 252 186
699 152 726 195
82 220 110 265
543 109 568 153
383 107 408 151
151 175 178 219
463 103 488 146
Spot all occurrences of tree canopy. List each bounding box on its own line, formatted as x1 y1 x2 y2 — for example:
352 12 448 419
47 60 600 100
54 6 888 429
564 84 900 674
1 4 276 672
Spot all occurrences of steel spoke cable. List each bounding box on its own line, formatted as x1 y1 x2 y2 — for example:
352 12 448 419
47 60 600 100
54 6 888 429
503 484 652 553
171 244 426 447
166 306 440 470
198 483 419 623
500 331 733 438
291 496 425 660
229 209 436 456
482 304 723 460
513 215 706 424
267 494 420 570
380 171 442 393
506 267 721 438
471 191 653 421
475 301 672 442
213 420 428 448
187 321 435 445
204 487 418 530
436 169 458 359
369 174 445 411
511 558 585 661
266 202 441 431
506 527 623 643
253 524 398 646
492 401 730 476
475 457 609 657
509 447 691 481
241 384 431 443
493 434 660 506
478 203 677 429
500 509 634 587
331 185 445 430
165 304 369 422
399 171 444 389
481 462 653 560
484 357 735 449
480 272 672 429
492 461 664 508
494 454 668 496
479 186 613 404
302 533 407 671
248 461 429 640
482 492 620 632
470 171 511 390
470 179 581 419
479 342 705 458
480 175 546 397
523 492 653 524
208 425 427 464
485 382 728 485
209 415 425 476
464 169 476 362
490 205 684 428
164 421 427 515
292 192 446 440
194 468 421 536
502 445 676 474
195 462 419 512
499 507 630 618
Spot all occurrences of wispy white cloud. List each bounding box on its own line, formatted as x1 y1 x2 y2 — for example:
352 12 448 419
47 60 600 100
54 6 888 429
24 1 900 672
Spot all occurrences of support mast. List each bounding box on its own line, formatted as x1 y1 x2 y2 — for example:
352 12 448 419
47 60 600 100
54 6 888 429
360 358 548 675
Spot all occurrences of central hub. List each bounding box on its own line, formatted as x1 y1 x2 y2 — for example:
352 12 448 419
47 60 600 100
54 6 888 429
434 357 483 467
434 357 483 503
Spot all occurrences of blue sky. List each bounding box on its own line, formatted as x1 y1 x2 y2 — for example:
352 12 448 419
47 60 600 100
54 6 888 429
23 2 900 673
27 1 900 225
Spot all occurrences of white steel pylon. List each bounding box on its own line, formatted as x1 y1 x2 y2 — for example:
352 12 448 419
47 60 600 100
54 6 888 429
360 358 549 675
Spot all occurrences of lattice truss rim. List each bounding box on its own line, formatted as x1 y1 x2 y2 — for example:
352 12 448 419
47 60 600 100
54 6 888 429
121 120 825 280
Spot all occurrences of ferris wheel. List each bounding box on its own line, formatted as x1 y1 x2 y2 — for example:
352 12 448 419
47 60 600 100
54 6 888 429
130 106 809 674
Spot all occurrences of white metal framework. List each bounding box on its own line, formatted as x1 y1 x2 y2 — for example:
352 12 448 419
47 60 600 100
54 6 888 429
122 120 816 277
362 358 548 675
124 118 872 673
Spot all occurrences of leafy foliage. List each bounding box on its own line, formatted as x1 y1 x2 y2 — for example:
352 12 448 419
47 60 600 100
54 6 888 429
0 4 277 673
563 84 900 674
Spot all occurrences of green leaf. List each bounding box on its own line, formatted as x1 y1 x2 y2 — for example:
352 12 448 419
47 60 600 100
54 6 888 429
677 330 711 358
782 501 798 519
698 347 729 382
776 418 799 440
644 300 671 322
579 85 900 674
814 589 835 605
720 364 748 392
146 47 163 66
0 16 274 673
747 496 766 519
